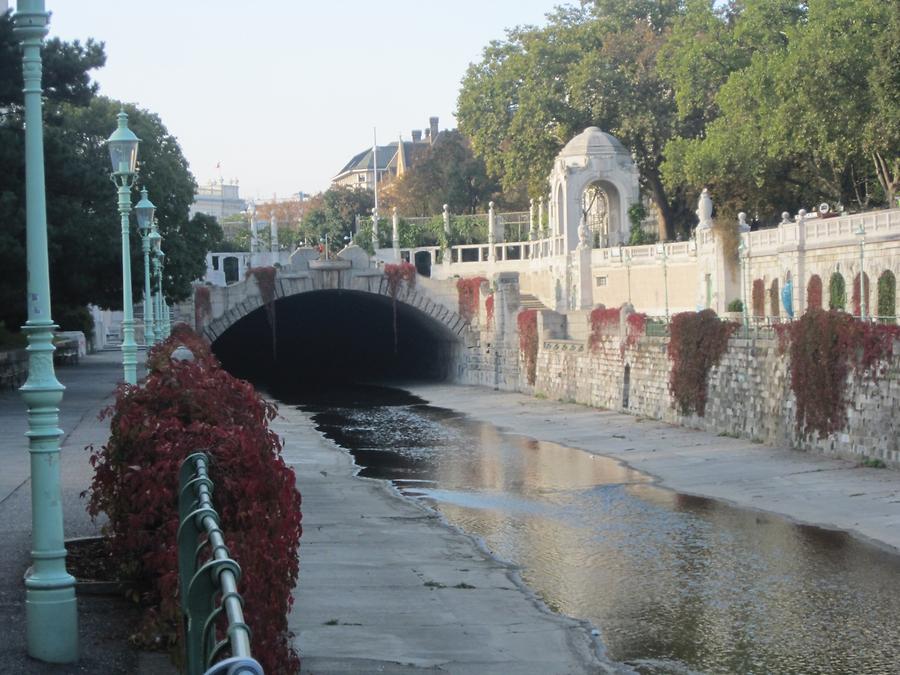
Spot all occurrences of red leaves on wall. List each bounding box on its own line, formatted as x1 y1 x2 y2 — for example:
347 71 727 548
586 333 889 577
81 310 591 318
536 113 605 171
246 266 278 356
85 328 302 673
852 272 871 317
807 275 823 310
384 262 417 352
668 310 737 416
517 309 538 385
589 306 620 352
456 277 487 323
774 309 900 439
624 312 648 354
485 293 495 328
194 285 211 330
752 279 765 317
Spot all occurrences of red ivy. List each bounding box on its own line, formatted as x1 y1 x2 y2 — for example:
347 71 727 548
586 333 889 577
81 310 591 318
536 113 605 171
752 279 765 317
589 305 620 352
668 310 738 416
246 266 278 356
517 309 539 386
457 277 487 323
85 329 302 674
807 275 823 311
623 312 648 355
485 293 495 328
384 262 417 352
852 272 871 317
194 285 212 330
774 309 899 439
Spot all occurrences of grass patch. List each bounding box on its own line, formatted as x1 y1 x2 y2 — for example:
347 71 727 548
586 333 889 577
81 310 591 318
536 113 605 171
860 457 887 469
453 582 476 589
424 580 446 589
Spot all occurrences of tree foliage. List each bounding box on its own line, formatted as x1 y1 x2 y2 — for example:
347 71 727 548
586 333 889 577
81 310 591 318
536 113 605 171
384 130 502 216
0 12 217 332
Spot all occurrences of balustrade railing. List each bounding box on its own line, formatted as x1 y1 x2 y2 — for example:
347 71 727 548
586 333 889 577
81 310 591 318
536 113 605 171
178 453 263 675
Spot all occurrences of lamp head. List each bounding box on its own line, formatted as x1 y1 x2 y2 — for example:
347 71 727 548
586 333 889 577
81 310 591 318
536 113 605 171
107 110 140 177
134 188 156 232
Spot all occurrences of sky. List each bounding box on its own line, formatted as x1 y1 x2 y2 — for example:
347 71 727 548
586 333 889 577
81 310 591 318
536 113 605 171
45 1 567 200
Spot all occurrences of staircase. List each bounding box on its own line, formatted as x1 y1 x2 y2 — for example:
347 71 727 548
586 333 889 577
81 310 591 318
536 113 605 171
518 293 548 310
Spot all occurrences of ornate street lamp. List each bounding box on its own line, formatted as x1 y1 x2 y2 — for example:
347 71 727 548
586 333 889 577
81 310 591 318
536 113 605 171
149 221 164 340
14 0 78 662
855 222 867 320
106 110 140 383
656 241 669 322
135 188 156 345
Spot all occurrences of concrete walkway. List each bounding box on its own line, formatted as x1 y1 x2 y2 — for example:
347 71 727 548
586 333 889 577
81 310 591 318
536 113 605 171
405 384 900 554
277 408 615 675
0 351 150 673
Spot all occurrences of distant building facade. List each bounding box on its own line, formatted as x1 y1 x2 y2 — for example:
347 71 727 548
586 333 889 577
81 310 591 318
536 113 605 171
332 116 439 190
189 178 247 221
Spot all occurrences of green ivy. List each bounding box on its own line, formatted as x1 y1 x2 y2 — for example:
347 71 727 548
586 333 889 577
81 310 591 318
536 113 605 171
829 272 846 310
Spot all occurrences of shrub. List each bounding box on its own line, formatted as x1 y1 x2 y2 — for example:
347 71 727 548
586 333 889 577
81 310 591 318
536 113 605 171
774 309 900 439
623 312 647 354
726 299 743 313
54 305 95 343
829 272 846 310
517 309 538 385
485 293 495 328
878 271 896 319
85 328 302 673
456 277 487 323
668 310 737 416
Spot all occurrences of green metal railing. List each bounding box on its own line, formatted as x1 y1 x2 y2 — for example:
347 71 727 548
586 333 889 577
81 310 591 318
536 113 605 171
178 453 263 675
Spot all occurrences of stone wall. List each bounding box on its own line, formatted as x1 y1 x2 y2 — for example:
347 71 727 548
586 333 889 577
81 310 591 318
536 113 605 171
454 272 900 466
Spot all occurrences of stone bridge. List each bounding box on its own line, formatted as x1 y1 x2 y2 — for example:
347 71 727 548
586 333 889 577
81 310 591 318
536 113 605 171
197 244 468 346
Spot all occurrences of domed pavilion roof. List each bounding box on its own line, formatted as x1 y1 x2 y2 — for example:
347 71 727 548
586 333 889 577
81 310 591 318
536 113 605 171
559 127 627 158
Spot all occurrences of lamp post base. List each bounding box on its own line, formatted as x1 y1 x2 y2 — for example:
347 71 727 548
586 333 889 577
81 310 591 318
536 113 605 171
26 584 78 662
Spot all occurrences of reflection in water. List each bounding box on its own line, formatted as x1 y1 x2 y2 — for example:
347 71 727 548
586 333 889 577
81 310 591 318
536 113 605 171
296 386 900 674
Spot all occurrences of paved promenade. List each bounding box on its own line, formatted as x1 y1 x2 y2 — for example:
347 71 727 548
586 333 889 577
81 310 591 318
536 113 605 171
407 384 900 554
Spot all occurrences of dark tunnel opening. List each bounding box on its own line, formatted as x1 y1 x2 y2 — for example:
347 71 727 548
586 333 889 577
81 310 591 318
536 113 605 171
212 290 458 397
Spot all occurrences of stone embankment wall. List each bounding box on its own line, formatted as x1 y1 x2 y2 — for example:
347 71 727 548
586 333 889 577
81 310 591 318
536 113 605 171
454 274 900 466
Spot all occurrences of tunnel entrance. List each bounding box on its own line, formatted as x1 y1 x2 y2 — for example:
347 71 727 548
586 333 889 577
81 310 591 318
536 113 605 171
212 290 459 393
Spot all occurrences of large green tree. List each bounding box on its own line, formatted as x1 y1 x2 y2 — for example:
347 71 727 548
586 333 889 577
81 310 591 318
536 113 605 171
457 2 690 239
661 0 897 217
0 11 218 332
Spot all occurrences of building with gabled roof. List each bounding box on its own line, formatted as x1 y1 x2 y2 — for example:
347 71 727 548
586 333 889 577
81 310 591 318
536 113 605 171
331 117 439 190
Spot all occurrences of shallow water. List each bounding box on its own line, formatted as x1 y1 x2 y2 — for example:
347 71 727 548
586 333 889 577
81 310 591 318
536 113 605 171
287 385 900 674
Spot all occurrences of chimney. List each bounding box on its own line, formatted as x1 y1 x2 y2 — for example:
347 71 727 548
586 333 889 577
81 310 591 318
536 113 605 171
412 129 422 143
429 117 439 143
424 128 431 142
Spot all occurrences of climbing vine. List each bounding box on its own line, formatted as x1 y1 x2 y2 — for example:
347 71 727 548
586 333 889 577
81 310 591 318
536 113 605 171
193 285 211 330
588 305 620 352
624 312 648 355
485 293 495 328
878 271 896 319
851 272 871 317
829 272 846 310
456 277 487 323
384 262 417 352
517 309 538 386
751 279 765 317
774 309 900 439
807 275 823 311
667 310 738 416
246 266 278 357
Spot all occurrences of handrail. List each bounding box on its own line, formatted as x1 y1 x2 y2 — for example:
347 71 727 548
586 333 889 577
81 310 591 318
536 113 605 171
178 453 264 675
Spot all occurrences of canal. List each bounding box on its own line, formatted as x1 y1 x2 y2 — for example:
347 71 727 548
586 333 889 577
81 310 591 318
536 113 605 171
274 383 900 674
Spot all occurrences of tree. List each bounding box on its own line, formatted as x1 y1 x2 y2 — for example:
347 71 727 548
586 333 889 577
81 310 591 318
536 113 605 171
661 0 897 217
294 186 374 253
384 130 501 216
0 12 215 331
457 2 690 239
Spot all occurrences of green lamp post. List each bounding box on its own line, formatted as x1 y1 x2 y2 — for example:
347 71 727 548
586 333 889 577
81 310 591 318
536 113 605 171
135 188 156 345
14 0 79 662
107 111 140 383
149 222 164 339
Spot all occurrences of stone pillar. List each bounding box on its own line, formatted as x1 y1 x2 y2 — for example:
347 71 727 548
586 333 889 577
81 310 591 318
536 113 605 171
575 215 593 310
538 197 544 238
528 198 535 242
270 215 278 253
487 201 496 262
391 207 400 262
442 204 451 265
